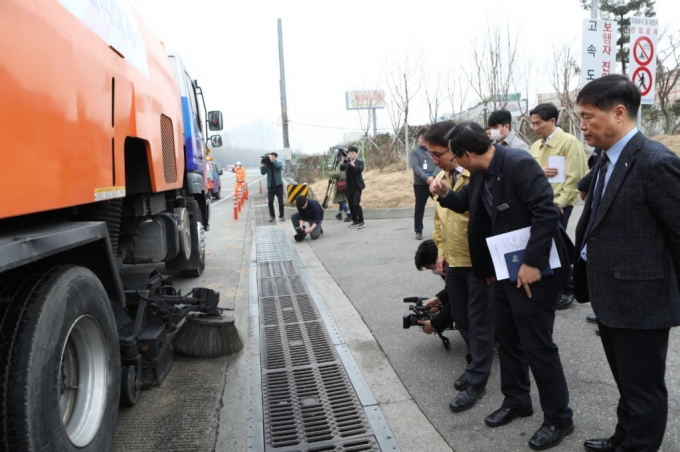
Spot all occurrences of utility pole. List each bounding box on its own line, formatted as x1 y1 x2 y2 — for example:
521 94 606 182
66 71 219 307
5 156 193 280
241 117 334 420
591 0 598 20
277 19 290 149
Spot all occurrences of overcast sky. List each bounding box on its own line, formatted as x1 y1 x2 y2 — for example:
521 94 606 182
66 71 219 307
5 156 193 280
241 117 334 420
131 0 676 154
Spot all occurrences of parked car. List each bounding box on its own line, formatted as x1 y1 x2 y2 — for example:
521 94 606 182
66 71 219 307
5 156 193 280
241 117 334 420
206 158 222 199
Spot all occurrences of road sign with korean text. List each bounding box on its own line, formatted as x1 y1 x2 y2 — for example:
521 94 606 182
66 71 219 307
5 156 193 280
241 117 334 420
628 17 658 105
581 19 618 88
345 90 385 110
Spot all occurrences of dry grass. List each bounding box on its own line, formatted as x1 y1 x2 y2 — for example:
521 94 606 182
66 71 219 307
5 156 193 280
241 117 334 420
307 135 680 209
309 162 432 209
651 134 680 156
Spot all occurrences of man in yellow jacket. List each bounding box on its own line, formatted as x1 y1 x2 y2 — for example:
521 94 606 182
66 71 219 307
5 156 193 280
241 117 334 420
529 103 587 310
424 121 496 413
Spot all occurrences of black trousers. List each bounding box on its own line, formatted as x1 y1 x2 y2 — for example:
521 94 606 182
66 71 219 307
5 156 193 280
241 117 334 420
494 280 572 426
267 184 284 218
346 189 363 223
290 213 322 239
413 184 431 233
598 322 670 451
445 265 495 388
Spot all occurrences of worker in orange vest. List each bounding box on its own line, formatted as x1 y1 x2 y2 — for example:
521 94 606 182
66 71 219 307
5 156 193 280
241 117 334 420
233 162 247 200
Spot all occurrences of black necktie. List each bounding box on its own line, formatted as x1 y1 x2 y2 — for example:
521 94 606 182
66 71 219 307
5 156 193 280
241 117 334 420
482 175 494 217
583 152 610 241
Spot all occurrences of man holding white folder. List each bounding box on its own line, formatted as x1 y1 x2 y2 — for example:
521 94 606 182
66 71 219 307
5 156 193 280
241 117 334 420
430 121 574 451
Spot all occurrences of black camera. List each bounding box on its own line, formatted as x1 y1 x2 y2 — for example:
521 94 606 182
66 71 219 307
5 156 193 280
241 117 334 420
402 296 451 349
402 297 433 329
261 154 271 165
293 226 306 242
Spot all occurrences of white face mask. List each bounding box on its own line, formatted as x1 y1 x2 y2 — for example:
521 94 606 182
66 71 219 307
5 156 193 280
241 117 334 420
490 129 502 140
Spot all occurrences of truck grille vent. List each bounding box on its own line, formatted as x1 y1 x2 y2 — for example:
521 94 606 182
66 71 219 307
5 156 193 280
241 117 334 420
160 114 177 183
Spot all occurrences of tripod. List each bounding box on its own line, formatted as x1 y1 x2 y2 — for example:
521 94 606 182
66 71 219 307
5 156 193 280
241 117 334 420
321 148 345 209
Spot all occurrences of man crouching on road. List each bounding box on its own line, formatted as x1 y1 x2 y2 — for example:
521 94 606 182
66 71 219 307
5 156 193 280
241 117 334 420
291 196 324 240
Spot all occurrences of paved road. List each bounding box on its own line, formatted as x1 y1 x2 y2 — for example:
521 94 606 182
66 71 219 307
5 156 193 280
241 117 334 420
112 193 679 451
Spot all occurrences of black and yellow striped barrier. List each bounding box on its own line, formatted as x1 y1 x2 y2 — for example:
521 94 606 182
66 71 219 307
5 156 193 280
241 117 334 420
287 184 309 205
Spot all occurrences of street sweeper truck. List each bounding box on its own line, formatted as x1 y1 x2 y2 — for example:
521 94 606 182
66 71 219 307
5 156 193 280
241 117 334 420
0 1 229 450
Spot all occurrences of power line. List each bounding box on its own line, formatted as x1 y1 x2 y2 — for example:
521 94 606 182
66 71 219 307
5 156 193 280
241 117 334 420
287 120 393 132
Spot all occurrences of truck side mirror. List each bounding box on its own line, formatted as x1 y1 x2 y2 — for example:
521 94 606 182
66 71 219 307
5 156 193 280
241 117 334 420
218 170 223 176
210 135 222 148
208 111 223 131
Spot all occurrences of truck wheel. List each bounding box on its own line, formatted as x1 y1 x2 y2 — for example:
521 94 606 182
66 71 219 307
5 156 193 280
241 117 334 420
0 266 120 451
180 207 206 278
214 188 221 199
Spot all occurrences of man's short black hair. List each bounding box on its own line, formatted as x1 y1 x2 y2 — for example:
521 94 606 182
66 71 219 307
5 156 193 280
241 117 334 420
487 109 512 128
348 146 359 153
423 121 456 148
296 196 307 208
445 121 492 156
576 74 640 119
270 152 278 157
417 128 428 138
415 239 438 270
530 103 560 122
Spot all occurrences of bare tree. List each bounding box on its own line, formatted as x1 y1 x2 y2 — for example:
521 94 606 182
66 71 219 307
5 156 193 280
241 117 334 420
465 22 520 115
386 49 423 168
353 82 384 139
548 41 581 112
422 69 445 123
655 31 680 134
447 74 468 121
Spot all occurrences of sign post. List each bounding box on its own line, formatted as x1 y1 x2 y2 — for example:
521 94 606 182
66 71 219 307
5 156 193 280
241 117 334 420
581 19 618 88
628 17 659 105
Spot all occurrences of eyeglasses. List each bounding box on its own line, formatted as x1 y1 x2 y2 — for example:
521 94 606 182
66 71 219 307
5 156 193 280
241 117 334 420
428 149 450 159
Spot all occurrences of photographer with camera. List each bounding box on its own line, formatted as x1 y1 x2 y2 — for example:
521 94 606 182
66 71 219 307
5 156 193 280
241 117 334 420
424 120 495 413
291 196 324 240
339 146 365 229
331 149 351 222
260 152 285 222
413 239 454 334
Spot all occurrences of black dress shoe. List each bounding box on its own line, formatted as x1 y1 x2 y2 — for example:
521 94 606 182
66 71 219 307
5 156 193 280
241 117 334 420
584 436 623 452
449 385 485 412
528 421 574 450
586 314 598 324
556 294 574 310
484 406 534 427
454 374 468 391
596 328 601 336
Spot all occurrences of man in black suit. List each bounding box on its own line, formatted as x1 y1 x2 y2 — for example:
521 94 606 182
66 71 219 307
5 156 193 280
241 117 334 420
340 146 366 229
430 122 573 451
573 74 680 452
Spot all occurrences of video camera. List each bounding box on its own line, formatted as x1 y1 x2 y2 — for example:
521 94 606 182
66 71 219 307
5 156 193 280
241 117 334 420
402 296 451 349
402 297 435 328
293 226 306 242
261 154 271 165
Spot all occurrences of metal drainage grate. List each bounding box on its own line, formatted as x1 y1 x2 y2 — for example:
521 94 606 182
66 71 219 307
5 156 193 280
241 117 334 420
262 321 337 370
260 261 298 278
256 227 293 261
262 364 374 451
259 275 307 298
262 294 320 326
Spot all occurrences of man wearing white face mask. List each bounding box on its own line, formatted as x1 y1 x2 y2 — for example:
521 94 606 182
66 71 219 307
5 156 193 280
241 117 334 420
488 109 530 152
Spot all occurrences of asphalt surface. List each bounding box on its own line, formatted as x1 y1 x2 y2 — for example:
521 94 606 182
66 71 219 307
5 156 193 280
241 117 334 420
111 179 679 452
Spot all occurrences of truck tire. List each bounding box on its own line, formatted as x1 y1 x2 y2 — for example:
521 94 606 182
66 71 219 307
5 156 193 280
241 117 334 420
0 266 121 451
180 206 206 278
214 187 221 199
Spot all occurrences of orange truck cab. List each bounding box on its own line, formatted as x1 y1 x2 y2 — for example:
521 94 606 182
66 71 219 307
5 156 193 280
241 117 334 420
0 1 226 450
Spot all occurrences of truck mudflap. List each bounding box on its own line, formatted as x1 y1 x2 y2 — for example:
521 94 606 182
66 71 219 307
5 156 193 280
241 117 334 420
0 221 125 304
